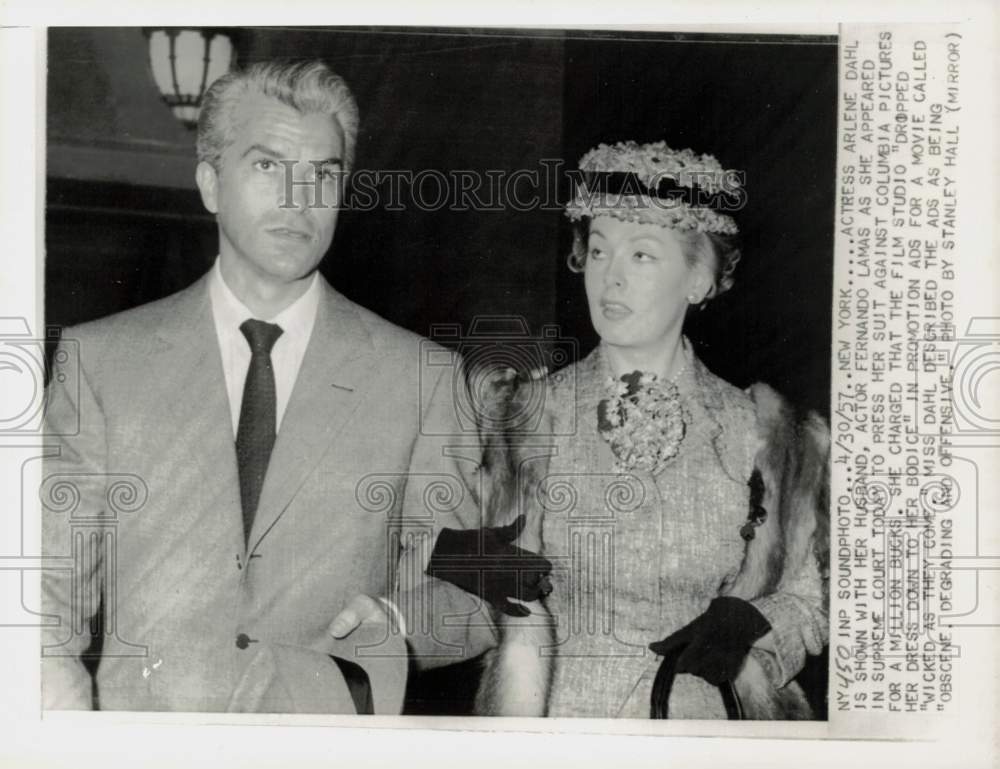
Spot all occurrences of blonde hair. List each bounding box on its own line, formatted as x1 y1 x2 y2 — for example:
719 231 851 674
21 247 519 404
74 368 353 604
197 60 360 174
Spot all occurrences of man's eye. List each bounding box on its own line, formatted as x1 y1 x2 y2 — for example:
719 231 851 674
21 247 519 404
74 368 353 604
318 167 339 182
254 159 276 171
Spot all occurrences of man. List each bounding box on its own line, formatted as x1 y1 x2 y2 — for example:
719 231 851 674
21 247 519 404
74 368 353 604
40 60 515 712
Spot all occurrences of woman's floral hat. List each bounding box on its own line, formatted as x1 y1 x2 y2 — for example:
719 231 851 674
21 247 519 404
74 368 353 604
565 141 742 235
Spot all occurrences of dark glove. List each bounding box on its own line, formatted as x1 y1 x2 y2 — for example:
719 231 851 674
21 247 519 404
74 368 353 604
425 514 553 617
649 596 771 718
650 596 771 685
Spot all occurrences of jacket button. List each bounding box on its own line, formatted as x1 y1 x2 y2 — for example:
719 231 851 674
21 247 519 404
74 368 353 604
235 633 251 650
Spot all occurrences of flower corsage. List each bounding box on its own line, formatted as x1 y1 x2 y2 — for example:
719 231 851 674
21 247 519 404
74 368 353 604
597 370 687 475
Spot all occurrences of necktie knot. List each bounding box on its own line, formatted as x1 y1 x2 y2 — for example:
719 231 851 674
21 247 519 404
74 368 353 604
240 319 283 355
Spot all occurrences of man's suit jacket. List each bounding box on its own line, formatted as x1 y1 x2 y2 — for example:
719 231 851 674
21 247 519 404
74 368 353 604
40 272 496 712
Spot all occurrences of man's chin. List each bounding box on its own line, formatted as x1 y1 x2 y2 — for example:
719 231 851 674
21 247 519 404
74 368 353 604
252 252 325 284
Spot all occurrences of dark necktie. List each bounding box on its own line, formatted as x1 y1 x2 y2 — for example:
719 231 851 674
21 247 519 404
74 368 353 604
236 319 284 544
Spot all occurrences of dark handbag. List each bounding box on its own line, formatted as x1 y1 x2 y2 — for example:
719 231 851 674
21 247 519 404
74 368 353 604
649 640 744 719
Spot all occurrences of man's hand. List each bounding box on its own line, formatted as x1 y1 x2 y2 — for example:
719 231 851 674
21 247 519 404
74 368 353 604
425 514 553 617
327 594 389 639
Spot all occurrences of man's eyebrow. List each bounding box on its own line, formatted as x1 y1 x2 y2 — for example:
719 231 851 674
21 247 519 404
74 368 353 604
241 143 283 159
240 146 343 168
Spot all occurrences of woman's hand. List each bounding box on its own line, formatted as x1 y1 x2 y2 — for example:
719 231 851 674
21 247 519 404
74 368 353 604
650 596 771 686
425 514 553 617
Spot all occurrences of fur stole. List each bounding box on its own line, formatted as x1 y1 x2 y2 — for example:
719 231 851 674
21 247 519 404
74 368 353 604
471 370 830 719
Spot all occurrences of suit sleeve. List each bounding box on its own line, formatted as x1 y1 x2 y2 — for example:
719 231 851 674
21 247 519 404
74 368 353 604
40 335 108 709
749 542 828 687
391 354 498 671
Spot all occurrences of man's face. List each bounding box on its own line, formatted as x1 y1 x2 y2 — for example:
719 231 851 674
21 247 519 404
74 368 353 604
196 92 345 287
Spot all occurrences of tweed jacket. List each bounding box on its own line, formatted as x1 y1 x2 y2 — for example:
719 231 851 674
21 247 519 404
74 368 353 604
474 344 829 719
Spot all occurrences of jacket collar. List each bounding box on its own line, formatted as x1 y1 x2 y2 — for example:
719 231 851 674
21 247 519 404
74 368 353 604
143 271 379 553
247 276 376 552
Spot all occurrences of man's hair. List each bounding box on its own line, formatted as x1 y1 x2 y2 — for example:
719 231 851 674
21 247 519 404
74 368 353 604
196 60 360 174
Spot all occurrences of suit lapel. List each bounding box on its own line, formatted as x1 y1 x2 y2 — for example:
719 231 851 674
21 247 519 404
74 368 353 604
569 345 623 477
248 279 376 554
690 354 754 484
144 275 245 555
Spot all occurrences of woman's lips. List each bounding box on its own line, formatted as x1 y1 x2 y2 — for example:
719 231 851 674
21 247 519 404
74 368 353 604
600 300 632 320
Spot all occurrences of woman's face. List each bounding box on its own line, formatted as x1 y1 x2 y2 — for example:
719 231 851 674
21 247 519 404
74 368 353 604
584 215 710 356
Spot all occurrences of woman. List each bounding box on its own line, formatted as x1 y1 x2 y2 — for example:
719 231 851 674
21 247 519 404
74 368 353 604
470 141 830 719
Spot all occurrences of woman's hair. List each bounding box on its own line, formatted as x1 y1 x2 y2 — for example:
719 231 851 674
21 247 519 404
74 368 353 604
196 60 360 174
567 218 742 301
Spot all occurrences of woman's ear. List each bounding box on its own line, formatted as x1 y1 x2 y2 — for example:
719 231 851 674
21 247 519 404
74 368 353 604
687 264 714 305
195 161 220 215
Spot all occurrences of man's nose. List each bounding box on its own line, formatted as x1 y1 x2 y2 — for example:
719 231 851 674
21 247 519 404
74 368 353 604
292 169 315 210
282 162 318 210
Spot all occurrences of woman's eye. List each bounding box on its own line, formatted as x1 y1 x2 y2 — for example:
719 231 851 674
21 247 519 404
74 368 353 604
589 247 606 260
634 251 655 262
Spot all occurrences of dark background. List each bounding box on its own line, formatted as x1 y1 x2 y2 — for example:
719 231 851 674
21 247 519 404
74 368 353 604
47 26 836 716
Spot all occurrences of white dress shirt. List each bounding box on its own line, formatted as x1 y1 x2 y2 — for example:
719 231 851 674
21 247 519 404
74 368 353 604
207 258 407 634
208 258 321 437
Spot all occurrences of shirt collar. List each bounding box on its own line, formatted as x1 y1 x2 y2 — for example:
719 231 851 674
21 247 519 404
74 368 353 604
209 257 321 342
